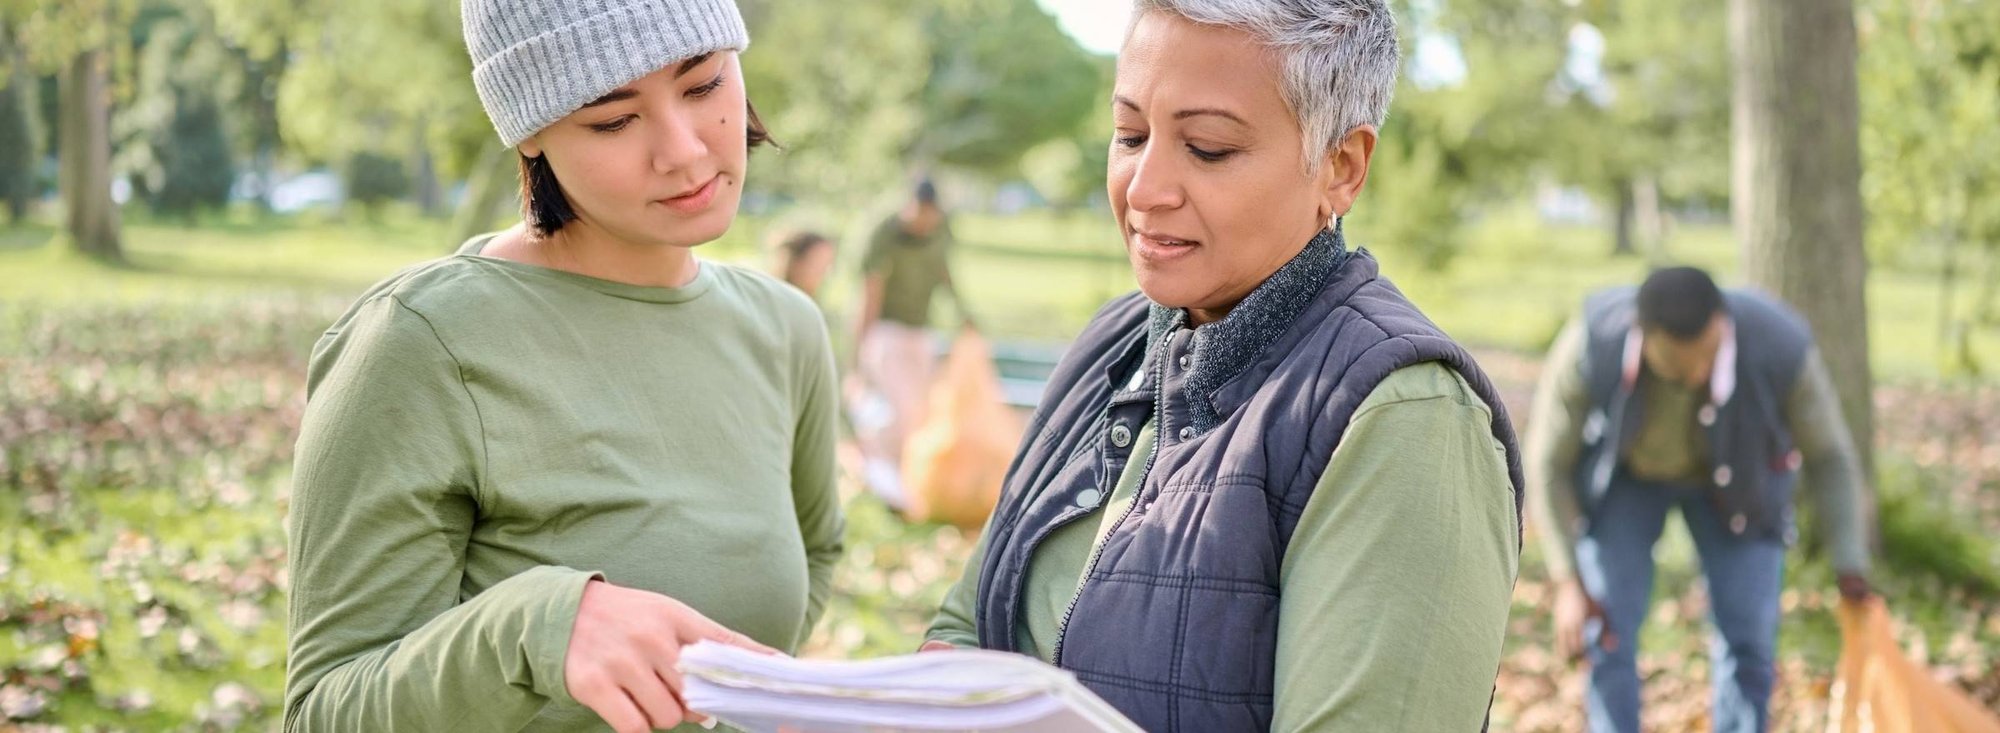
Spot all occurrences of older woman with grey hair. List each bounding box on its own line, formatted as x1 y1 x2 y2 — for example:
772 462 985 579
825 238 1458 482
924 1 1522 730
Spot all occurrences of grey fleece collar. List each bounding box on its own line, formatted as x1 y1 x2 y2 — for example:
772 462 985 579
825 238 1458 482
1145 222 1353 433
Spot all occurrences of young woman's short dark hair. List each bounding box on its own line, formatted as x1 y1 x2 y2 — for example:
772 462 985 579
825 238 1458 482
518 100 775 237
1637 266 1724 340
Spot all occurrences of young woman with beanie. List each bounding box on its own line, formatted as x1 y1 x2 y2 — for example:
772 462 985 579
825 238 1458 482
283 1 843 731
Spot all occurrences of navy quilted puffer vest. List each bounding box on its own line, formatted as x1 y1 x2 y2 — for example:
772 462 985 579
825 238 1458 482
974 227 1524 731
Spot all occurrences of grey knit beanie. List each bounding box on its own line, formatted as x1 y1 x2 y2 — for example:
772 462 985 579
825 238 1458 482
462 0 750 147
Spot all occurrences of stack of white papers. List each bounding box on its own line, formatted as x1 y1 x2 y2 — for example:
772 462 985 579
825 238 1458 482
678 642 1142 733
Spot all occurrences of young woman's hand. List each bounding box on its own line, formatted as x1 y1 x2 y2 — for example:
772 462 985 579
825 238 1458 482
564 580 778 733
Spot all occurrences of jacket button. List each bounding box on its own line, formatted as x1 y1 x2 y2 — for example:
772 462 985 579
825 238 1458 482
1698 404 1718 427
1124 366 1146 392
1714 466 1733 487
1110 423 1132 448
1179 426 1197 441
1076 488 1103 508
1177 354 1192 371
1730 513 1748 535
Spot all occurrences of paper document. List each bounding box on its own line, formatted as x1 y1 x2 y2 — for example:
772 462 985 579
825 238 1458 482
678 642 1143 733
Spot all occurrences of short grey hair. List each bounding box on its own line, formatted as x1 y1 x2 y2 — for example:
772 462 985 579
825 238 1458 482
1132 0 1400 173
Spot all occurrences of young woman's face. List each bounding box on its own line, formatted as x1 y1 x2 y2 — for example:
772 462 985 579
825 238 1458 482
520 52 748 249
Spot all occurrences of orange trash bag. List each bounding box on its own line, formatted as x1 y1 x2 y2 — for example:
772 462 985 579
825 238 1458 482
900 331 1025 531
1828 597 2000 733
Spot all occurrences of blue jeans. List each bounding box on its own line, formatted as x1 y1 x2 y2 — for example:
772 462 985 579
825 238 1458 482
1576 475 1785 733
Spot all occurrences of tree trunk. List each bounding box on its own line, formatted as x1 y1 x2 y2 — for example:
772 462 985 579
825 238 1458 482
1977 241 2000 326
1633 175 1665 259
58 49 122 261
1730 0 1874 478
1611 179 1636 256
448 141 518 248
1938 231 1959 370
2 31 35 224
1 80 28 224
248 148 277 214
411 117 443 218
247 42 286 214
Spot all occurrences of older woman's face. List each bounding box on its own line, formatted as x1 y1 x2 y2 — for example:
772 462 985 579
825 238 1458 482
1110 12 1363 324
521 52 748 249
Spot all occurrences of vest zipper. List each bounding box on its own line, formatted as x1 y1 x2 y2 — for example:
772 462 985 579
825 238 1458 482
1051 339 1168 666
994 351 1140 650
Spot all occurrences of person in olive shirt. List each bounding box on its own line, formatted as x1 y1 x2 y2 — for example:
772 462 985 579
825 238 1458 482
284 2 842 732
849 179 972 510
1525 266 1873 733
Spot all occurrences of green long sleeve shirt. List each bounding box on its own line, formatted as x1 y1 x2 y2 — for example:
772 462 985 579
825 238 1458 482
1524 314 1871 578
927 363 1520 731
284 237 845 732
